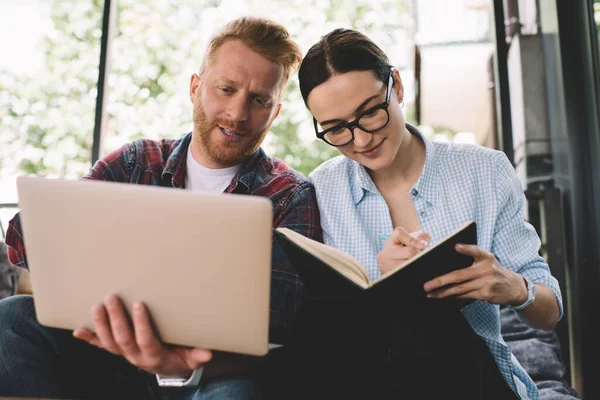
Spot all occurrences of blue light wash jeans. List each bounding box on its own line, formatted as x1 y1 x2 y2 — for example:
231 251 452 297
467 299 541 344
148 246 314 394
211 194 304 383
0 295 263 399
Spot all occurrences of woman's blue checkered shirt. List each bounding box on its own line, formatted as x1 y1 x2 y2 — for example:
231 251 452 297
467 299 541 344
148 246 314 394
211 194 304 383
309 125 563 400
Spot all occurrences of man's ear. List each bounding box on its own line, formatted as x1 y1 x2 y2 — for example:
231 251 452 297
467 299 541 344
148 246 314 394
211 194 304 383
392 69 404 104
189 73 201 104
272 103 282 121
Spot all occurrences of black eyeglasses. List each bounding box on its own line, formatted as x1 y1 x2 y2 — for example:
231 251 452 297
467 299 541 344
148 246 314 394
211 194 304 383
313 67 394 147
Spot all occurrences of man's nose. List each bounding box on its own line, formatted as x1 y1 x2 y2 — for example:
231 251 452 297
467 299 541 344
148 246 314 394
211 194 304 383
226 95 250 122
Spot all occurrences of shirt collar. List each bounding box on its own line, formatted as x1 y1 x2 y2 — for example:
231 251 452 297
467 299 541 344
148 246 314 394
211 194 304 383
162 132 192 188
350 159 376 205
349 123 440 206
224 147 266 194
407 123 439 206
161 132 265 193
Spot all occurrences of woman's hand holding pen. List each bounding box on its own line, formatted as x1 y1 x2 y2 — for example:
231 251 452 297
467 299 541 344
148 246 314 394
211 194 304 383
377 228 527 308
377 226 431 274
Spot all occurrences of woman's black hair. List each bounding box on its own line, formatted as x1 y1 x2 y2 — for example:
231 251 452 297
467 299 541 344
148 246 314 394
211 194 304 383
298 28 392 107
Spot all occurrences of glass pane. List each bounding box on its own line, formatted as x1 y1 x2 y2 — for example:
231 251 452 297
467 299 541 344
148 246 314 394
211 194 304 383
414 0 493 147
416 0 491 45
0 0 104 226
595 1 600 47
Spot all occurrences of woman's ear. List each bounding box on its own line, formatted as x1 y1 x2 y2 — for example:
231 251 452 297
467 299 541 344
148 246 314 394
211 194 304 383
392 69 404 104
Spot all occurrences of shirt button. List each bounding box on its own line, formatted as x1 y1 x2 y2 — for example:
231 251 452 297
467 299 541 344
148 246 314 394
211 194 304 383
420 211 426 218
411 189 418 196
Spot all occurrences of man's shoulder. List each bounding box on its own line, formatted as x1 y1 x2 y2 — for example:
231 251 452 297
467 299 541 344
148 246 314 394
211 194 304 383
100 136 184 163
127 137 184 161
89 135 188 183
254 153 313 193
119 137 186 177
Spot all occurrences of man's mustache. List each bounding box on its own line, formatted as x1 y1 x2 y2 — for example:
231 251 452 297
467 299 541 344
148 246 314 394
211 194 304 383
215 119 250 135
196 114 250 136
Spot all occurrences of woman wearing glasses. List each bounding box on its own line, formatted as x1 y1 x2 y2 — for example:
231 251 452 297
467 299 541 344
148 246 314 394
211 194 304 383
284 29 562 400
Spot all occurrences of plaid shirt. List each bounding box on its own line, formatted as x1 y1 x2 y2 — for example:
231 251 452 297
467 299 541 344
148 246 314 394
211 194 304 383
6 132 322 343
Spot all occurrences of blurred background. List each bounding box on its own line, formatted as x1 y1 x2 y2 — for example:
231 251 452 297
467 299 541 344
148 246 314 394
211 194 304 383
3 1 600 397
0 0 495 219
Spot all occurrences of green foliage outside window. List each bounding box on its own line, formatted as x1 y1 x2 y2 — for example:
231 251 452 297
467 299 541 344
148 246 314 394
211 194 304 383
0 0 412 178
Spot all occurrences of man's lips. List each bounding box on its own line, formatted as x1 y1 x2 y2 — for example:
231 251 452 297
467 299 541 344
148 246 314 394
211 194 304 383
219 126 245 137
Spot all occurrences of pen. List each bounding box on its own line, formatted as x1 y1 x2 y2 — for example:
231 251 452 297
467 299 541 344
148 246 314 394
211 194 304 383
379 230 423 242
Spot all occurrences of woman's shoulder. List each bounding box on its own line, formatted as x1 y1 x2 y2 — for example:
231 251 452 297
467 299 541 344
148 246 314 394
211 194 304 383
309 155 352 184
431 140 508 173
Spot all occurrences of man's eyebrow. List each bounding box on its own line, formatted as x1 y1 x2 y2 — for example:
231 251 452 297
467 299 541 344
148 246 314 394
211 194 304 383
319 94 379 126
216 77 274 100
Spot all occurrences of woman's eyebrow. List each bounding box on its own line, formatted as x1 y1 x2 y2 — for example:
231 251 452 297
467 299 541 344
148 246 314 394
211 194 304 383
319 94 379 126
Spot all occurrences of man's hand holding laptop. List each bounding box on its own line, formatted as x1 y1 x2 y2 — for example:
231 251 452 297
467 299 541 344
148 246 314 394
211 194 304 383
73 294 212 379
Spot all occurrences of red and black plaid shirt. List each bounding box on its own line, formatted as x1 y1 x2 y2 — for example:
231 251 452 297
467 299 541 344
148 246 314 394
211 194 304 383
6 132 322 343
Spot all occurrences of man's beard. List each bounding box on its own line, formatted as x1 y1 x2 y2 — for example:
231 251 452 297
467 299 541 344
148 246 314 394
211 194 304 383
193 101 270 167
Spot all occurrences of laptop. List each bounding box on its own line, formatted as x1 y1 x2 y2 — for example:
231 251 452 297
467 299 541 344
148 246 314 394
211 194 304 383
16 176 273 356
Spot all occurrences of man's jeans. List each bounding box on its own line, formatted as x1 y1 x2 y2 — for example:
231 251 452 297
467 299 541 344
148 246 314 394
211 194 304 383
0 295 262 399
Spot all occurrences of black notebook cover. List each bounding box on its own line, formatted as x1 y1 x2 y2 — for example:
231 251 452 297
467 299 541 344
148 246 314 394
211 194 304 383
275 222 477 310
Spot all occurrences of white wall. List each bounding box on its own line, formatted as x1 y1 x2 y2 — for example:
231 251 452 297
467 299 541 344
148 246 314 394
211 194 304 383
418 42 494 145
